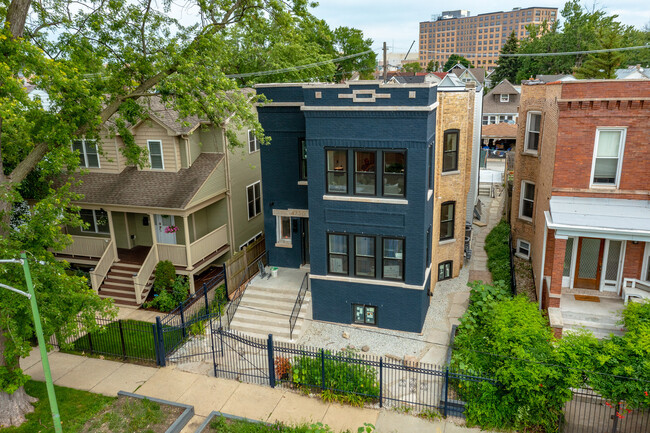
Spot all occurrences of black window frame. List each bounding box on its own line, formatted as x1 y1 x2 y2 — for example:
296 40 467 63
327 233 349 276
354 235 376 278
442 129 459 172
352 304 377 326
438 261 453 281
382 237 405 281
326 149 348 195
299 138 307 181
382 150 406 198
440 201 456 241
80 209 109 234
354 150 377 196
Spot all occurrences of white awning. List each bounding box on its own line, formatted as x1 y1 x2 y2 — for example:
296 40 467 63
546 196 650 241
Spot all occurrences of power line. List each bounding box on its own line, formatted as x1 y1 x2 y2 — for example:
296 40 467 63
225 50 374 79
419 44 650 58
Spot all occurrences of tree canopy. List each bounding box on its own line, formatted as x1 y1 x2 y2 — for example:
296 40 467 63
0 0 374 427
444 54 473 71
402 62 423 73
489 31 520 87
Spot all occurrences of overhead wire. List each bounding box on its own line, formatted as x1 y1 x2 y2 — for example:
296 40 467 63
419 44 650 58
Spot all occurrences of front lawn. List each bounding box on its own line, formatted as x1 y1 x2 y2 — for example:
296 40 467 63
207 417 374 433
0 381 114 433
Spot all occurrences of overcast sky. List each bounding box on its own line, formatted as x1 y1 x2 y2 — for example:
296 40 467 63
307 0 650 54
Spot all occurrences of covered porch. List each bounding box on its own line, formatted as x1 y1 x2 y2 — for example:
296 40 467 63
541 196 650 337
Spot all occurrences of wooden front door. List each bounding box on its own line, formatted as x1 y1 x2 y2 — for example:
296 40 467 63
574 237 605 290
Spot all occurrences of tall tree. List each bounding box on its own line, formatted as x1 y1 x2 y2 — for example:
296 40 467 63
444 54 473 71
426 60 435 72
575 23 625 78
490 31 521 86
0 0 374 426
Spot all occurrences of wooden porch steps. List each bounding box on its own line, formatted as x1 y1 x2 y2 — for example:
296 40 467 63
98 262 154 307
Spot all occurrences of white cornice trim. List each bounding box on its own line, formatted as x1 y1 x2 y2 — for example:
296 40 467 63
301 101 438 112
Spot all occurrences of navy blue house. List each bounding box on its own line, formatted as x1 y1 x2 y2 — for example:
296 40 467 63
256 81 437 333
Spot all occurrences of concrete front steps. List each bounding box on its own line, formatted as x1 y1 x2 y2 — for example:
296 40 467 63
562 310 625 340
98 262 153 307
229 283 311 342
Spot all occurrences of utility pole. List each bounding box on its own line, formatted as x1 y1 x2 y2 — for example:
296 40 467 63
383 42 387 83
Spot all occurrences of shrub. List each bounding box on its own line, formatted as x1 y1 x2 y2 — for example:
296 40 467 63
452 282 577 431
484 219 511 286
153 260 176 291
170 275 189 304
291 348 379 406
145 275 189 312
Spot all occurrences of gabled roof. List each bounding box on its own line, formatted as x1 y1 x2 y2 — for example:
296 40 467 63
615 67 650 80
489 79 519 95
438 74 465 88
432 72 448 79
450 64 486 84
66 153 224 209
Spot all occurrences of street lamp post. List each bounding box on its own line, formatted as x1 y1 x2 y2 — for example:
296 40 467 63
0 253 63 433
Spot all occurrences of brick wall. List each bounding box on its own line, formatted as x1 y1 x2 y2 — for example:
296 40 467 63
623 241 646 280
431 89 475 286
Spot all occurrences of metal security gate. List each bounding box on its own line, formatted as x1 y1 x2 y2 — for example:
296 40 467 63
562 387 650 433
164 312 221 367
213 328 270 385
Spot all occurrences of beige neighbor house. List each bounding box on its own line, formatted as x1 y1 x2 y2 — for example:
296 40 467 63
54 97 264 306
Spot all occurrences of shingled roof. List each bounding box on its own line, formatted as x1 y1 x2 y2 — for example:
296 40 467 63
66 153 223 209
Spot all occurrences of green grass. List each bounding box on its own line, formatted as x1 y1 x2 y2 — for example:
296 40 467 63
83 397 166 433
63 319 181 363
0 381 114 433
208 417 374 433
484 219 512 286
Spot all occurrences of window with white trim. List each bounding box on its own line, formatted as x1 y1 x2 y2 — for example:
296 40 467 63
246 181 262 219
591 128 626 187
519 181 535 220
248 130 259 153
80 209 109 234
72 139 100 168
148 140 164 169
524 112 541 153
500 94 510 103
516 239 531 259
276 216 291 244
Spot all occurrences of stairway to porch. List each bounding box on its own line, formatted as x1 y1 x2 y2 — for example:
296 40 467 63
229 268 311 342
560 294 626 340
99 262 154 307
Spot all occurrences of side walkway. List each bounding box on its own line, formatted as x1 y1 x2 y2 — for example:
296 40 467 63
19 349 490 433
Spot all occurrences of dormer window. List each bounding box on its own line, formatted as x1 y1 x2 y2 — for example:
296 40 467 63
72 139 100 168
147 140 164 170
500 94 510 103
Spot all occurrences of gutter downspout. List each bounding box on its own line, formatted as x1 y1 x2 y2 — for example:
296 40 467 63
539 212 549 310
222 128 236 253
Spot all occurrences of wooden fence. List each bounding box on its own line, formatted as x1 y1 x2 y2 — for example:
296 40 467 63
223 235 266 298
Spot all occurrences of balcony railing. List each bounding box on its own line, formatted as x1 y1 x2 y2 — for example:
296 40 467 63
157 224 228 269
57 235 110 258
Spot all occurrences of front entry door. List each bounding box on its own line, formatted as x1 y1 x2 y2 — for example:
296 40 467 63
574 237 605 290
154 214 177 244
301 218 310 265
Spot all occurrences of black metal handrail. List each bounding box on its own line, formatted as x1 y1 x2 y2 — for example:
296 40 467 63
289 273 309 340
223 251 268 328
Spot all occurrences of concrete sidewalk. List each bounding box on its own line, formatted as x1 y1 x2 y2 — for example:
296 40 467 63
20 349 489 433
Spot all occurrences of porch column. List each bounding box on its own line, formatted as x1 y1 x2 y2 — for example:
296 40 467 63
149 213 157 249
549 233 567 308
106 210 119 262
183 215 194 271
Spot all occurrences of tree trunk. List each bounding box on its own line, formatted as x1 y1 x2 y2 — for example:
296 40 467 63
0 331 37 428
6 0 32 39
0 388 37 428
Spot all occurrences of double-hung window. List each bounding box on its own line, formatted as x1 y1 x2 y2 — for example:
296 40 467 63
354 236 376 278
80 209 109 234
524 112 541 153
591 128 625 187
383 151 405 197
276 216 291 244
382 238 404 281
327 150 348 194
500 94 510 102
148 140 164 169
442 130 459 172
72 139 100 168
519 181 535 220
440 202 455 241
516 239 531 259
246 181 261 219
248 130 259 153
354 151 376 195
328 233 348 275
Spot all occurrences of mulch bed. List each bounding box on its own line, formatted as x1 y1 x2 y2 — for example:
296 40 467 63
514 256 537 302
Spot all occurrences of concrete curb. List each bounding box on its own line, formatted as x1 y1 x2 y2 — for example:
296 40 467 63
117 390 194 433
194 410 270 432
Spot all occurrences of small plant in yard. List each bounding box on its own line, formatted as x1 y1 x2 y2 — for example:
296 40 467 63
275 356 292 381
208 416 374 432
417 408 441 421
153 260 176 291
145 275 189 312
484 219 511 286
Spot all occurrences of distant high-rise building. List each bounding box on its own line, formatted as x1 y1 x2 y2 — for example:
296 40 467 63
419 7 558 70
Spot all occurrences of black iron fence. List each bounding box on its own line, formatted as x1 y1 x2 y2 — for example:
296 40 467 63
289 273 309 340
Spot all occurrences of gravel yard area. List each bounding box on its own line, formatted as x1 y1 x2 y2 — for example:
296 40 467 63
514 256 537 302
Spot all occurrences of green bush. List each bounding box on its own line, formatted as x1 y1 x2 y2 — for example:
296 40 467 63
153 260 176 291
452 282 577 432
484 219 511 286
145 275 189 312
291 348 379 406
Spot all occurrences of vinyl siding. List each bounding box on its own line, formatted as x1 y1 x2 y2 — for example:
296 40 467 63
132 119 179 172
186 162 226 208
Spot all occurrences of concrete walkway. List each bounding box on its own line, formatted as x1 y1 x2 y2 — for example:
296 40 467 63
468 189 505 284
115 305 162 323
19 349 491 433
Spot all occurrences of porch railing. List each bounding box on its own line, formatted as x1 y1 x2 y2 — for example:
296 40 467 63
190 224 227 265
158 244 187 267
89 240 116 292
289 273 309 340
133 244 158 304
57 235 110 258
622 278 650 304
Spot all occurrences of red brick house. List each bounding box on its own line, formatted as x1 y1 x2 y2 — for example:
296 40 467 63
510 79 650 338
